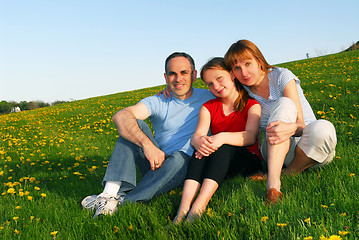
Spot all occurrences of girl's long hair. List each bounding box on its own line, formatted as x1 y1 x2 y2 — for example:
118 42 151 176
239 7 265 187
200 57 250 112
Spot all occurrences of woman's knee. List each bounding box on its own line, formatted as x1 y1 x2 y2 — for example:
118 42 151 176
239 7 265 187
303 120 337 147
267 97 297 124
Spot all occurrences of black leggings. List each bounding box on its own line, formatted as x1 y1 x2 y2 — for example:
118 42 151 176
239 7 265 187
185 144 262 185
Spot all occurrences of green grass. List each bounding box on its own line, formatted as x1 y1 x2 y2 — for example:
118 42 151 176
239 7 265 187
0 50 358 239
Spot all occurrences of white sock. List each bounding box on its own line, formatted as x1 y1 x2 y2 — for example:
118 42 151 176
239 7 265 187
102 181 121 197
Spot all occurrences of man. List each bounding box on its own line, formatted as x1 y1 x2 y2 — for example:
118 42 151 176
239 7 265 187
82 52 214 218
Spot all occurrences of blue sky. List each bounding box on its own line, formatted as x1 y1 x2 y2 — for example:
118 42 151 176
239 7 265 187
1 0 358 102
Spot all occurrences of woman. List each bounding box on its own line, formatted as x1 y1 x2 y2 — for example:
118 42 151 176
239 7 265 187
224 40 337 205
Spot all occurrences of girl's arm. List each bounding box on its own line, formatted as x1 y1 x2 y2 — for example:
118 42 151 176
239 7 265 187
266 79 305 145
209 103 261 147
191 106 218 157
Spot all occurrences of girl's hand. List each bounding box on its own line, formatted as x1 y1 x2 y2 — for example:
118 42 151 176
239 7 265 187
193 136 218 157
156 86 171 99
208 133 225 149
194 151 204 159
266 121 297 145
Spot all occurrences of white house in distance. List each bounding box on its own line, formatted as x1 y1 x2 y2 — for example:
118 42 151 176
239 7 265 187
10 107 21 113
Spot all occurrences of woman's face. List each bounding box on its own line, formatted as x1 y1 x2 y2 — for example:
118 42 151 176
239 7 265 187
231 57 265 87
202 69 236 98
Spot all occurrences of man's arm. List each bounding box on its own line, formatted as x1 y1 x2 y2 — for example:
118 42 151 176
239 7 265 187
112 102 165 170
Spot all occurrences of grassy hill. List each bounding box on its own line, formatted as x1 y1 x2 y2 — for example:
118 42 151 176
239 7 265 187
0 50 358 239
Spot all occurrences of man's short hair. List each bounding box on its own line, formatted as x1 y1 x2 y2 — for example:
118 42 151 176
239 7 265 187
165 52 195 74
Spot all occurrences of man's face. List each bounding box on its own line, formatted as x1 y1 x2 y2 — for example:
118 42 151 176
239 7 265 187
164 57 197 100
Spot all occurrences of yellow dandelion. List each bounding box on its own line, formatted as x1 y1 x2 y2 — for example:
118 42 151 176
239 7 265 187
338 231 349 236
276 223 287 227
29 177 36 182
13 216 19 221
321 204 328 209
14 229 20 234
261 216 269 222
304 237 313 240
34 186 40 191
304 217 310 223
328 235 342 240
28 196 33 201
319 235 329 240
340 212 347 216
7 188 15 194
41 193 47 197
350 173 355 177
128 223 134 230
169 190 176 195
50 231 58 236
30 216 35 221
113 226 119 234
206 208 214 218
0 171 3 176
15 206 21 210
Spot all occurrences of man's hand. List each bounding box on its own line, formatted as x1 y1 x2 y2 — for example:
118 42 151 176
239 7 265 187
143 144 166 170
266 121 296 145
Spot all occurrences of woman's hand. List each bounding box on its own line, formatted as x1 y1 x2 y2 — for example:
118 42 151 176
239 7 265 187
266 121 297 145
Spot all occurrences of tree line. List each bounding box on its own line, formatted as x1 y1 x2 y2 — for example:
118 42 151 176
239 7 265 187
0 100 69 115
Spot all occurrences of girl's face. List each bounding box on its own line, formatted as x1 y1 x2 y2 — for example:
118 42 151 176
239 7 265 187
231 57 265 87
203 69 236 98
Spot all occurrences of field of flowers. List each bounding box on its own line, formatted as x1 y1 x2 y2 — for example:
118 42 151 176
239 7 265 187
0 50 358 239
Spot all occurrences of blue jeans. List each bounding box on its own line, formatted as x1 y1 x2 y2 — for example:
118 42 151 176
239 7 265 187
102 120 191 202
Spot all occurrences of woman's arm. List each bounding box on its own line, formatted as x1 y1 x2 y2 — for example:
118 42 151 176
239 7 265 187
266 79 305 145
210 103 261 147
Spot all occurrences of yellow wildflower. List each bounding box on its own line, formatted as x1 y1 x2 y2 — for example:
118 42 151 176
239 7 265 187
50 231 58 236
328 235 342 240
276 223 287 227
261 216 269 222
338 231 349 236
304 217 310 223
7 188 15 194
304 237 313 240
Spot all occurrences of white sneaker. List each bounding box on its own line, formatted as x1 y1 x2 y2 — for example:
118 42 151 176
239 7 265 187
81 195 98 210
93 193 124 219
81 194 125 210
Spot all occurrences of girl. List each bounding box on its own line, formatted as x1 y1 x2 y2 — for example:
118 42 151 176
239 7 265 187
224 40 337 205
173 57 263 224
